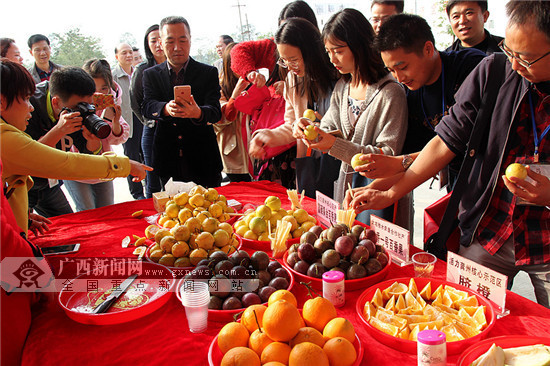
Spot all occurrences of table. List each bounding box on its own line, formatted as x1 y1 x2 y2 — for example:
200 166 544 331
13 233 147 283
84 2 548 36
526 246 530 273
21 181 550 365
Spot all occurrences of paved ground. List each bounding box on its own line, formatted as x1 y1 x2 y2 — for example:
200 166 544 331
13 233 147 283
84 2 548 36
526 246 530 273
61 146 537 304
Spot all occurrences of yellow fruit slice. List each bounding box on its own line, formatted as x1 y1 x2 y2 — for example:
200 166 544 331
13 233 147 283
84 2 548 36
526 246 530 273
369 317 399 337
472 306 487 330
454 295 479 309
363 301 377 321
431 284 444 300
395 294 407 312
131 210 143 218
371 288 384 307
408 278 418 297
419 282 432 301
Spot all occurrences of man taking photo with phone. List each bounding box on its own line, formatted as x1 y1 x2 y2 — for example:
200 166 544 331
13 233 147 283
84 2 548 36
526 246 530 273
142 16 222 188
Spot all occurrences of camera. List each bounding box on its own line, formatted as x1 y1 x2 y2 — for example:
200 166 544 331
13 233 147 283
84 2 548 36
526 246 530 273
66 102 111 139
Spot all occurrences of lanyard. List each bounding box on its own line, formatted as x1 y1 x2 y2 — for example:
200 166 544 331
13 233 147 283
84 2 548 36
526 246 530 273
528 87 550 163
46 89 57 123
420 62 446 131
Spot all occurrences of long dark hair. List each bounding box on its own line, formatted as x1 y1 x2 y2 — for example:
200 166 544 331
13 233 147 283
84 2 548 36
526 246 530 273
278 1 318 29
221 43 239 100
0 58 35 109
143 24 160 67
323 8 388 85
275 17 336 103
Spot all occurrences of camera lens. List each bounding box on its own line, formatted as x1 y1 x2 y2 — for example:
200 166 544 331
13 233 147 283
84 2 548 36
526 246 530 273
83 114 111 139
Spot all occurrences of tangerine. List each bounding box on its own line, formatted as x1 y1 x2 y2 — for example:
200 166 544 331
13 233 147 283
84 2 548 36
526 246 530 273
220 346 260 366
268 289 298 307
302 297 337 332
218 322 250 354
260 342 292 365
248 328 273 356
241 305 267 333
262 300 302 342
290 327 325 348
288 342 329 366
323 337 357 366
263 362 286 366
322 317 355 343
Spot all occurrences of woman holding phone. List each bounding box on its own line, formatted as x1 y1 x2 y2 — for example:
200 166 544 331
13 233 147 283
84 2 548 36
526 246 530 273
293 9 408 224
63 59 130 211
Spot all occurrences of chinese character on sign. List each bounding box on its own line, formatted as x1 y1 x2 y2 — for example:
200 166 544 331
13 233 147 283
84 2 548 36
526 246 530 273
86 280 99 292
62 279 74 291
458 275 472 289
232 280 243 292
183 280 194 292
111 279 122 290
208 279 219 292
158 280 170 291
76 258 91 276
477 284 491 299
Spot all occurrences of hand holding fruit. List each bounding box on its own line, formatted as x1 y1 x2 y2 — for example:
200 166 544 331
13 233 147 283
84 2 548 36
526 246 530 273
354 154 406 179
306 127 336 151
502 164 550 206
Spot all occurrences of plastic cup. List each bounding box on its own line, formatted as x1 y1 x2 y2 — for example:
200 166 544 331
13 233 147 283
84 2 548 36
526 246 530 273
412 252 437 278
180 280 209 333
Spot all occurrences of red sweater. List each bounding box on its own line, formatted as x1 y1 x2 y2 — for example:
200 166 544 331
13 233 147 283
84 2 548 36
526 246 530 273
230 38 277 79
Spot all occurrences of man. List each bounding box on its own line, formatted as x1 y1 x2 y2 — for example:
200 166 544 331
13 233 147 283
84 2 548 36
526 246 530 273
132 46 143 67
25 68 103 217
445 0 503 55
213 34 234 75
142 16 222 188
113 43 145 199
347 1 550 308
26 34 62 84
370 0 404 34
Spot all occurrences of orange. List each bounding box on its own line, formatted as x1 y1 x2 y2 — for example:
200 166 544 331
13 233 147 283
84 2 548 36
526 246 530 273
322 317 355 343
248 328 273 356
145 224 160 239
290 327 325 348
260 342 292 365
263 362 286 366
323 337 357 366
302 297 337 332
241 304 267 333
262 300 302 342
218 322 250 354
288 342 329 366
220 346 261 366
268 289 298 307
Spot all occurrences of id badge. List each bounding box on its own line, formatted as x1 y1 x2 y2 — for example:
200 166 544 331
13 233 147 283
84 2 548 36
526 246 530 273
516 163 550 206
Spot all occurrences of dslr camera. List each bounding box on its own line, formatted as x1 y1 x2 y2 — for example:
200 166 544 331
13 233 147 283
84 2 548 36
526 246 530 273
64 102 111 139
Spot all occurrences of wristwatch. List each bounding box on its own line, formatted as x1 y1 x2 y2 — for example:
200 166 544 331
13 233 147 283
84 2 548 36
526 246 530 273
402 154 414 170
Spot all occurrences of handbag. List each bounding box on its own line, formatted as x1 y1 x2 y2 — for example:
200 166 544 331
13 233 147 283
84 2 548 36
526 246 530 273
234 84 296 160
295 151 341 198
424 53 507 261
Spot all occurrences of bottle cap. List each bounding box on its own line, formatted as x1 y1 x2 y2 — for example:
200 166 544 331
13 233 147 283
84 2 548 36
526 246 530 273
417 330 446 345
322 270 345 283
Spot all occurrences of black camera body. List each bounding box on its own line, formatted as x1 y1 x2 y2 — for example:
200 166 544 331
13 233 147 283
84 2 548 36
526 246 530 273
67 102 111 139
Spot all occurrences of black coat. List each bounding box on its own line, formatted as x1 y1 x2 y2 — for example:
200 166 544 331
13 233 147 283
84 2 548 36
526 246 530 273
142 58 223 187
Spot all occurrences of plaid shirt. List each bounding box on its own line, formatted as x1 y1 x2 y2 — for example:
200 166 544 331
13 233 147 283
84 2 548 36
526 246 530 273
36 62 54 82
476 85 550 265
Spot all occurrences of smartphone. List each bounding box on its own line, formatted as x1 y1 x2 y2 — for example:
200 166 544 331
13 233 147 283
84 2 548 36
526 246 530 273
174 85 191 105
92 93 115 110
41 243 81 256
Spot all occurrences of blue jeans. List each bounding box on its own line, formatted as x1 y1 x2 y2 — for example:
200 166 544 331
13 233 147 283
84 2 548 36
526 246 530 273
141 123 162 198
64 180 114 211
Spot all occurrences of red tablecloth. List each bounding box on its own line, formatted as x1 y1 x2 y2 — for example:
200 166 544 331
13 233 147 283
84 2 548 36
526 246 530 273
21 181 550 365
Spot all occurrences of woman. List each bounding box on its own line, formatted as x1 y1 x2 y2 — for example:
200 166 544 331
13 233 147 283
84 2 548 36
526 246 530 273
215 43 252 182
249 17 339 198
0 38 23 64
294 9 408 224
130 24 166 198
0 58 150 233
64 59 130 211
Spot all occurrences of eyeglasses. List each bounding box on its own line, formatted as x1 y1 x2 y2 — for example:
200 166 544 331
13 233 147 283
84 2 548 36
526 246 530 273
277 57 301 69
370 15 390 25
499 40 550 69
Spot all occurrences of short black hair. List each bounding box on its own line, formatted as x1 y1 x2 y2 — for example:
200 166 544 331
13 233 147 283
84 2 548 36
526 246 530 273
49 67 96 102
323 9 388 85
446 1 488 16
160 16 191 35
506 0 550 41
374 13 435 56
132 46 139 52
278 0 318 30
0 38 15 58
0 58 36 109
220 35 234 45
371 0 404 13
27 34 50 49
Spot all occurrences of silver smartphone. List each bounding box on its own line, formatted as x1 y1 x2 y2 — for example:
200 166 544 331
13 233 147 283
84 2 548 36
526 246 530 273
41 243 81 256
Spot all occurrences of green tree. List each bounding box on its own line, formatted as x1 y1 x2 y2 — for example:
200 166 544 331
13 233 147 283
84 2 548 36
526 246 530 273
192 47 219 66
49 28 105 67
119 32 138 48
434 0 455 49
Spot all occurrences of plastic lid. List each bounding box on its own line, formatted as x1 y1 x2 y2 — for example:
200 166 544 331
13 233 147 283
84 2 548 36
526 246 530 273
417 330 446 345
322 270 345 283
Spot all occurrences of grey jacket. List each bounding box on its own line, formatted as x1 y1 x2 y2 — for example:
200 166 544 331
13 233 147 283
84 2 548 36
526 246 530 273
27 61 63 84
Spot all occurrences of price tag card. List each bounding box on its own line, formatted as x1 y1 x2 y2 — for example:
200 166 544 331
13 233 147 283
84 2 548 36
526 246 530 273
370 215 410 266
446 252 509 317
315 191 339 228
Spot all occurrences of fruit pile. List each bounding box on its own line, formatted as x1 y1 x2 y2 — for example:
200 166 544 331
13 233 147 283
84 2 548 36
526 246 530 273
363 279 489 342
217 290 358 366
146 186 239 268
286 223 388 280
183 250 293 311
234 196 316 242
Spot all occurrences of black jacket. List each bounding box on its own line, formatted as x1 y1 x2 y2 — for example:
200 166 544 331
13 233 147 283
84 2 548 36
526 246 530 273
142 58 222 187
446 30 503 55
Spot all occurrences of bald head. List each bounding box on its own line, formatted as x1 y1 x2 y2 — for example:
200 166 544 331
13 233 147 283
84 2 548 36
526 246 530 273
115 43 134 70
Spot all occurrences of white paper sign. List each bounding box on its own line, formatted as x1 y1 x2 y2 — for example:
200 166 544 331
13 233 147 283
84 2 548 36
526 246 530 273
446 252 508 313
315 191 339 228
369 215 410 265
